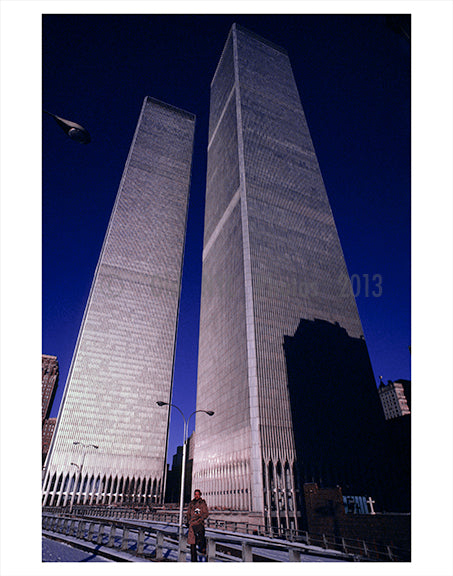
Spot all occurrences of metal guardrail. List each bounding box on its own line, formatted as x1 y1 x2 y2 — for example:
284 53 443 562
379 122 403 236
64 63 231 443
42 508 407 562
87 505 405 560
42 511 361 562
43 512 181 561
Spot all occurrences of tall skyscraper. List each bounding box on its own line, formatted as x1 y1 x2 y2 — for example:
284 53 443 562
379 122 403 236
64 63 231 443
192 24 386 530
43 97 195 507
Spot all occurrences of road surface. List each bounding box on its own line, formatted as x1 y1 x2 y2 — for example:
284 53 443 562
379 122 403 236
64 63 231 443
42 536 112 562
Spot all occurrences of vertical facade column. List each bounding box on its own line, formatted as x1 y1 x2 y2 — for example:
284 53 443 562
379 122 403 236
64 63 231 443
283 463 291 530
263 461 271 530
55 473 64 507
232 23 265 519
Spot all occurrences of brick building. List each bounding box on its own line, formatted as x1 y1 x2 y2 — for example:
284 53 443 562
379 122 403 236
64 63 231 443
378 379 411 420
42 354 59 423
42 418 57 465
42 355 59 465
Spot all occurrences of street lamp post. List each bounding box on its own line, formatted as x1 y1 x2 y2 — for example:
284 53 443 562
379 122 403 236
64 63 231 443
156 401 214 536
69 441 98 513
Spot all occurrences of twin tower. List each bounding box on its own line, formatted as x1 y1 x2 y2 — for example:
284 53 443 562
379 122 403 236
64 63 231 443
43 25 384 530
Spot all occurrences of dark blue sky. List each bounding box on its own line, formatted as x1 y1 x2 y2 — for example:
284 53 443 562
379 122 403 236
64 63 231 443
42 14 411 462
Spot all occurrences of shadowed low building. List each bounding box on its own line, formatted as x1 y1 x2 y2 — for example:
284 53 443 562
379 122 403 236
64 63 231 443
283 319 391 512
165 433 194 504
303 483 410 557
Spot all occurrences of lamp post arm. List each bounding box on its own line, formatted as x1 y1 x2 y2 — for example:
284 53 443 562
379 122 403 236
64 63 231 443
186 409 214 442
187 411 198 440
172 404 185 421
167 403 187 436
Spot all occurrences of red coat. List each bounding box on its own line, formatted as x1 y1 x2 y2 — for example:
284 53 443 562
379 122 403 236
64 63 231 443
186 497 209 545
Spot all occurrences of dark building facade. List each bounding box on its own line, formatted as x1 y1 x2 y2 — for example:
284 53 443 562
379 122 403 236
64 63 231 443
193 24 396 531
381 413 411 512
284 319 388 509
303 483 410 558
165 433 194 504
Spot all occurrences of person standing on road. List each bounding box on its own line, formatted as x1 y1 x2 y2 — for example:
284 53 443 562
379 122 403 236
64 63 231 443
186 489 209 562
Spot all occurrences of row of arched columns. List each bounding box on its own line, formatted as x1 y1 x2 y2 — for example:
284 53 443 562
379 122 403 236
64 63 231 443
193 458 251 510
262 459 298 531
42 471 162 507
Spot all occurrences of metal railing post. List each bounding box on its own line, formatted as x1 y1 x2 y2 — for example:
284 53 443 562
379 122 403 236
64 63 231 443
362 540 368 557
178 533 187 562
97 523 105 545
63 518 71 534
341 537 347 553
121 526 129 551
87 521 95 541
242 541 253 562
207 537 216 562
136 528 145 556
156 530 164 560
108 524 116 547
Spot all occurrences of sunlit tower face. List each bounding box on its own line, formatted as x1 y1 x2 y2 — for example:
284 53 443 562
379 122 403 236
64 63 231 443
42 97 195 508
193 24 382 530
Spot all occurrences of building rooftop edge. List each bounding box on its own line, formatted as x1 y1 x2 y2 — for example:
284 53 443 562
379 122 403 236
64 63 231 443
210 25 235 88
210 23 289 89
233 22 289 55
144 96 196 121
